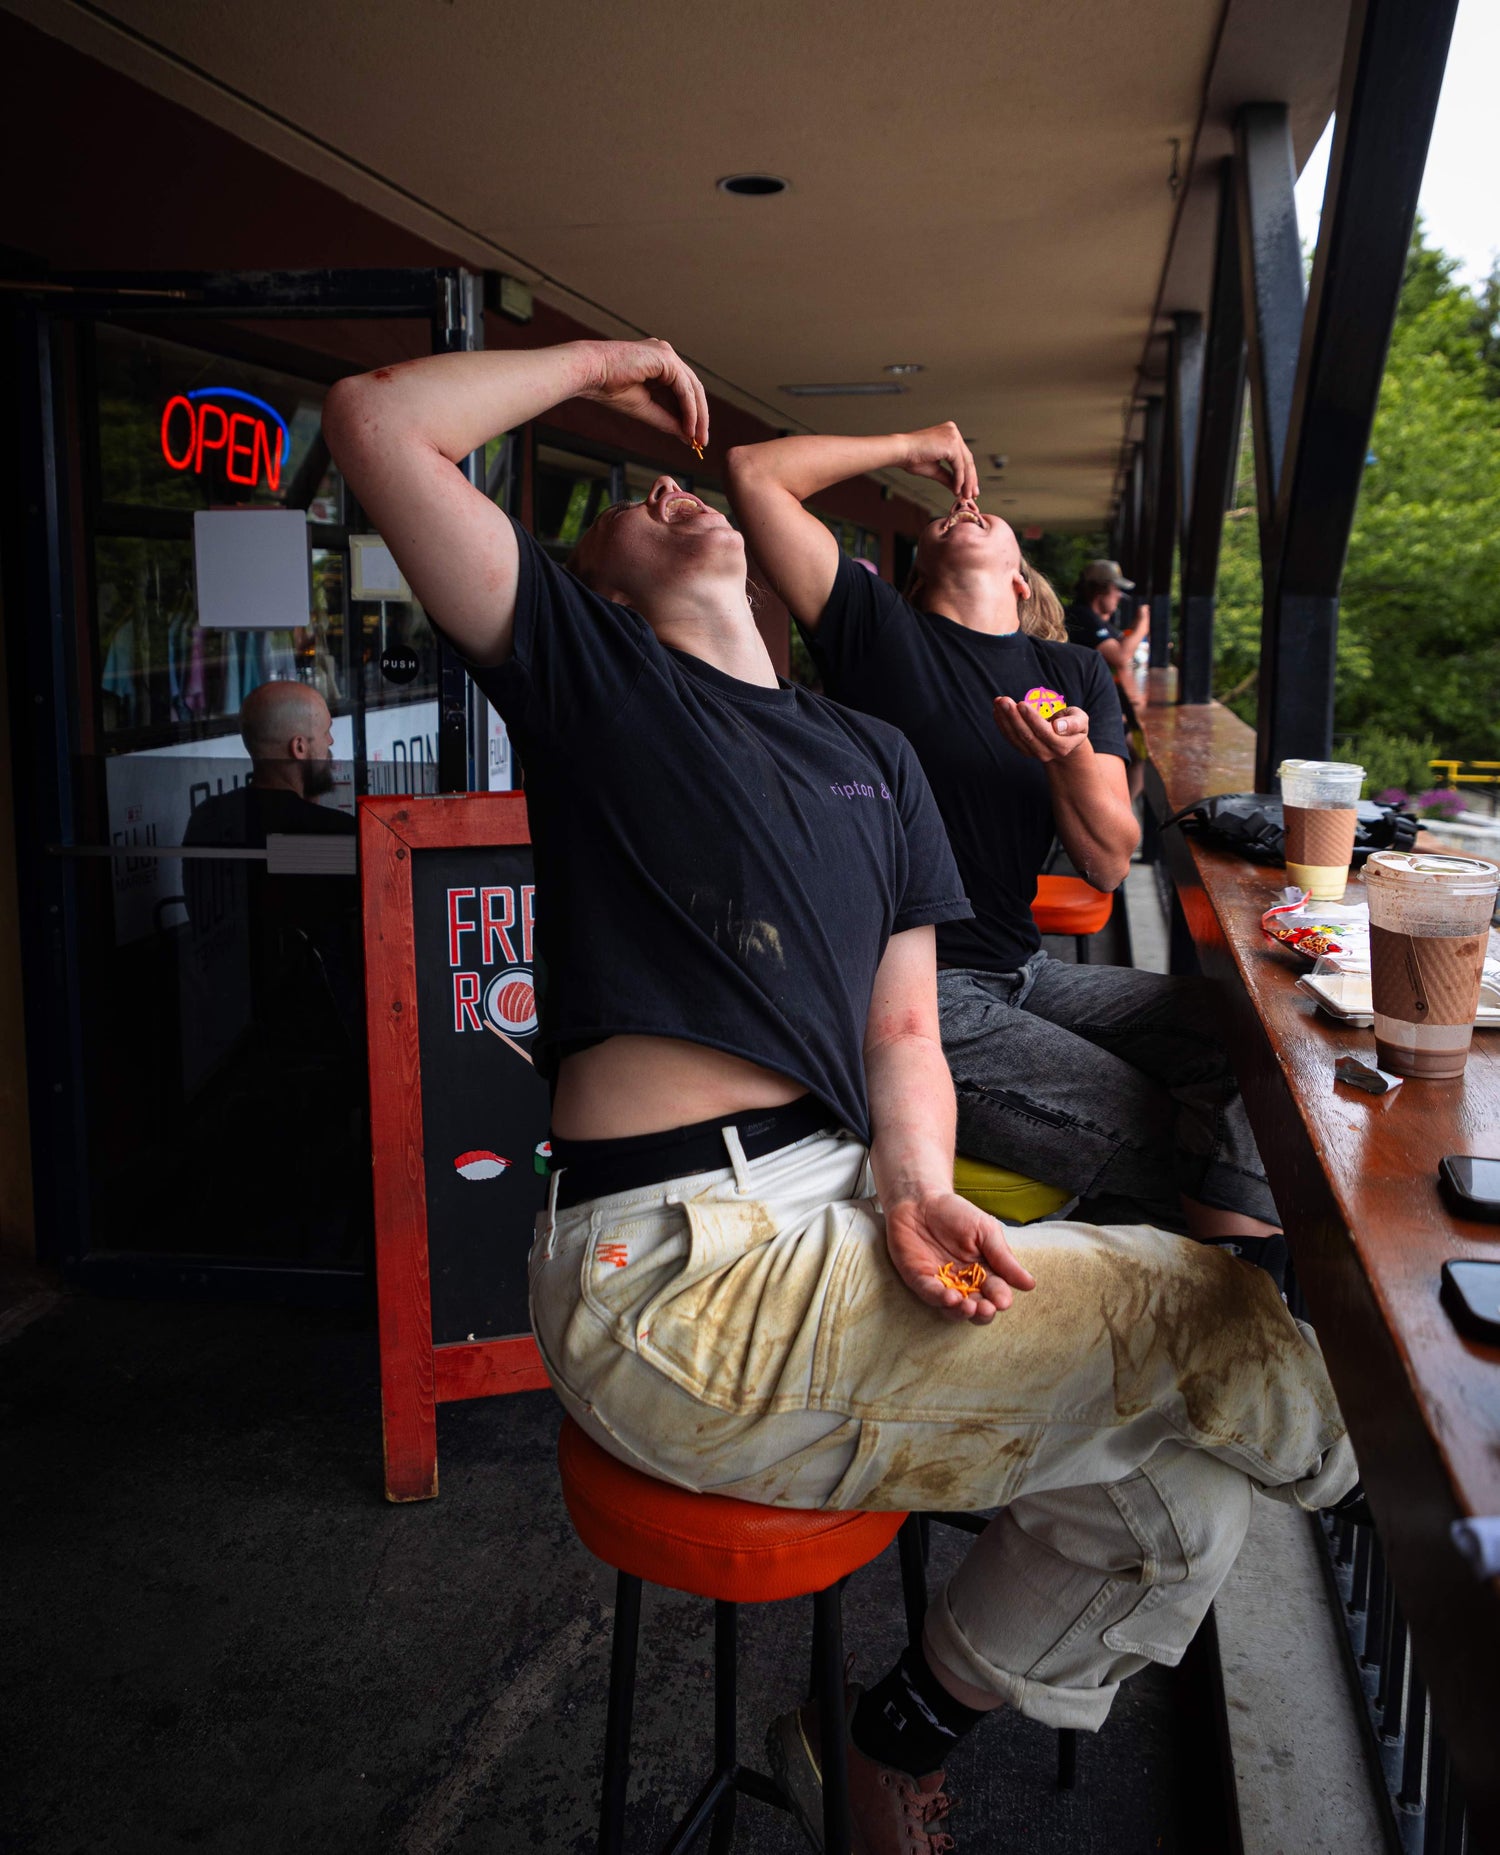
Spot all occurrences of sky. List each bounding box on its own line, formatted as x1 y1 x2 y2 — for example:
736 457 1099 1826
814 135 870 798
1293 0 1497 287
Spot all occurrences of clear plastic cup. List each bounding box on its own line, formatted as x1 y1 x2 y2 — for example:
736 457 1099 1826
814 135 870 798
1364 851 1500 1078
1278 758 1365 899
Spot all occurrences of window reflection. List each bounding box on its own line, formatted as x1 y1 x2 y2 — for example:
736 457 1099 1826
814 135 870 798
95 535 337 742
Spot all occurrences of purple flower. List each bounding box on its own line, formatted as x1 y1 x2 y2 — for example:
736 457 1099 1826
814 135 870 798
1373 787 1408 807
1412 788 1465 820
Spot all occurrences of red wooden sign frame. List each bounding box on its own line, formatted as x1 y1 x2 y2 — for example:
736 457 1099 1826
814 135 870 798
360 792 549 1502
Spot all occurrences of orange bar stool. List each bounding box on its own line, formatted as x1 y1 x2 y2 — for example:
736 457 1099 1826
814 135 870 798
558 1415 906 1853
1031 873 1114 964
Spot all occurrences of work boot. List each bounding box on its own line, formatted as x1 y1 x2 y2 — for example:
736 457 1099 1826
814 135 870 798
767 1685 960 1853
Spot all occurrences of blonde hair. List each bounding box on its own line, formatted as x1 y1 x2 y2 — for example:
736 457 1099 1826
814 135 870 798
1016 561 1066 642
902 555 1066 642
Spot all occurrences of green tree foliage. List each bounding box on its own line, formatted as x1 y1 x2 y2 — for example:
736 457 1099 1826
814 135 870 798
1026 529 1107 599
1212 227 1500 773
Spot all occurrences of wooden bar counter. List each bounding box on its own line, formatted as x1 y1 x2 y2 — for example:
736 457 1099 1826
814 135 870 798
1138 682 1500 1839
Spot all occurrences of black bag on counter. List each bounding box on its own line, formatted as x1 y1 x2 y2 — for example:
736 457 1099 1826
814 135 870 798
1160 792 1419 868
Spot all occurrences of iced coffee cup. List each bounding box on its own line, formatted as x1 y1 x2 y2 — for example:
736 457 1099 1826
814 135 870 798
1279 759 1365 899
1364 851 1500 1079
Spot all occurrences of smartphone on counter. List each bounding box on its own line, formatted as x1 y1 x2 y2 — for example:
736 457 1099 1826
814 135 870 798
1439 1155 1500 1223
1440 1260 1500 1345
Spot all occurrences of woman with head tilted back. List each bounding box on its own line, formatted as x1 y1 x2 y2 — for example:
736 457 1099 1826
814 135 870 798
326 343 1353 1850
728 427 1290 1276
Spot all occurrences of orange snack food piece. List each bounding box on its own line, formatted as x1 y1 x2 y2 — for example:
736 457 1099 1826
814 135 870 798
937 1259 987 1296
1023 685 1066 722
691 441 705 461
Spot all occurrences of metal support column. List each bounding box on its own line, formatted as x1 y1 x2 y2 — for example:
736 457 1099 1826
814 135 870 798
1123 442 1145 585
1252 0 1461 786
1178 163 1247 705
1233 103 1304 583
1135 397 1167 662
1147 385 1176 669
430 268 486 793
1168 311 1204 690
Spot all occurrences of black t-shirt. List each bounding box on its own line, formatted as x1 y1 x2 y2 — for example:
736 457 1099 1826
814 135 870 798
182 784 356 852
182 784 356 940
1064 599 1122 652
458 519 970 1143
181 781 360 1034
802 560 1128 973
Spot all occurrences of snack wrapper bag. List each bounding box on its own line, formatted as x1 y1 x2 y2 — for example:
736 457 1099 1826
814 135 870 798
1260 892 1371 967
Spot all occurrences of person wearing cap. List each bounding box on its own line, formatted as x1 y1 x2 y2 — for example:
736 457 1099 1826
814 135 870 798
1065 558 1151 799
1064 558 1150 674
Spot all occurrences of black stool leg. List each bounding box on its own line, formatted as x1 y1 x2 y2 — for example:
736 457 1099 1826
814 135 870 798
813 1583 853 1855
707 1601 738 1855
1057 1726 1078 1790
1075 934 1088 965
897 1515 928 1651
600 1571 642 1855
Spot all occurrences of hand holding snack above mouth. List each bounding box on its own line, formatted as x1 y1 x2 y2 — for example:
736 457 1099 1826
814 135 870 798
898 422 980 502
577 337 710 452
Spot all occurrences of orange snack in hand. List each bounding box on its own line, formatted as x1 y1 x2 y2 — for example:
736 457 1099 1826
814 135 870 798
937 1259 987 1296
691 440 705 461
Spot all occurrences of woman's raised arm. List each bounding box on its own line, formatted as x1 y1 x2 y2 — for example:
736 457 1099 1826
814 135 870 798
323 339 708 666
726 425 979 628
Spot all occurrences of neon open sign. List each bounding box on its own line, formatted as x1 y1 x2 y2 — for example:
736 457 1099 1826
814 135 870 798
160 388 291 492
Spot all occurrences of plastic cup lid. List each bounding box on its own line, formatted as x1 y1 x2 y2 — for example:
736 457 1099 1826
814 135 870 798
1278 759 1365 779
1366 850 1500 884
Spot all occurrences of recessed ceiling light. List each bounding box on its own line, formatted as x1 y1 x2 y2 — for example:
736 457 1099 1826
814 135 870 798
717 174 789 197
883 363 924 376
780 381 907 397
990 454 1009 470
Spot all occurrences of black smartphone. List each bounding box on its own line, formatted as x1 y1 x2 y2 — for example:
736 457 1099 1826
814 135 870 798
1440 1260 1500 1344
1438 1155 1500 1223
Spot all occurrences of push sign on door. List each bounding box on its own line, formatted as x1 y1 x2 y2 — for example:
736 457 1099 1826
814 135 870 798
381 648 420 685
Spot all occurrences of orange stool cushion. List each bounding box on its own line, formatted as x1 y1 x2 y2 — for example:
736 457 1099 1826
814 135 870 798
1031 874 1113 937
558 1417 905 1603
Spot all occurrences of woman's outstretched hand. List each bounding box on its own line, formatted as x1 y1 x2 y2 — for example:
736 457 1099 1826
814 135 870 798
885 1190 1036 1323
577 338 709 453
993 695 1093 763
900 422 980 503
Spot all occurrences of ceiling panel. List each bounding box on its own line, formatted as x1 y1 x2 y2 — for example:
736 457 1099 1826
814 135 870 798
6 0 1345 524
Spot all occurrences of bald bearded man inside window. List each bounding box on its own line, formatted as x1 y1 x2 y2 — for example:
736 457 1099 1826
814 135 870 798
182 680 357 1021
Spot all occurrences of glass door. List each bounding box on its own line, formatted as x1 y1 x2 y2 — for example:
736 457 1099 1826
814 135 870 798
7 268 490 1301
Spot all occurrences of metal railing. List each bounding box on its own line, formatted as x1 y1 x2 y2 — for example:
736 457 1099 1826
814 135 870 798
1314 1513 1469 1854
1284 1259 1472 1854
1428 760 1500 788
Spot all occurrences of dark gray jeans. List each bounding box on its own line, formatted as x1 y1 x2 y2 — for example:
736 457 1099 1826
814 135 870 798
939 955 1278 1229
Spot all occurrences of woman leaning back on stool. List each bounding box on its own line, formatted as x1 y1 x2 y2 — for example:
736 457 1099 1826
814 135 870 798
324 338 1355 1854
726 426 1289 1285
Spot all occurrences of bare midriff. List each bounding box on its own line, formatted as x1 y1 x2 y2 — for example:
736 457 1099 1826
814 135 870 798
551 1034 808 1141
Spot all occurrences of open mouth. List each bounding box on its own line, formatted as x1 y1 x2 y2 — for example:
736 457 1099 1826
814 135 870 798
661 493 707 522
939 508 986 535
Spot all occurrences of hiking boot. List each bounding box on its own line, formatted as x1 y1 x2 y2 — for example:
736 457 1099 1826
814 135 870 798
767 1684 960 1853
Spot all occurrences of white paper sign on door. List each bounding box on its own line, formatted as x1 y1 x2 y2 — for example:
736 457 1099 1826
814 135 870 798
193 509 310 630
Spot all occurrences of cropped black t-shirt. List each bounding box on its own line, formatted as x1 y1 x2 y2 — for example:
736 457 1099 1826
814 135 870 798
459 520 970 1143
802 559 1128 974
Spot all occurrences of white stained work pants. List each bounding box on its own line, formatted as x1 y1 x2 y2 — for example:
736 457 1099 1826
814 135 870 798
529 1125 1355 1730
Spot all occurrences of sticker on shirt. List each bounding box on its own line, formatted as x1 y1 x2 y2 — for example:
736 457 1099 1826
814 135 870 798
1023 685 1067 721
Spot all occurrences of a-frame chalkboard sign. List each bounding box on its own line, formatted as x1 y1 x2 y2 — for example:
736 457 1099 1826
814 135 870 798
360 793 552 1501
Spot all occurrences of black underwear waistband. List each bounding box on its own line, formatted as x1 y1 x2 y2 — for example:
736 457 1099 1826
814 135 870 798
550 1093 837 1209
